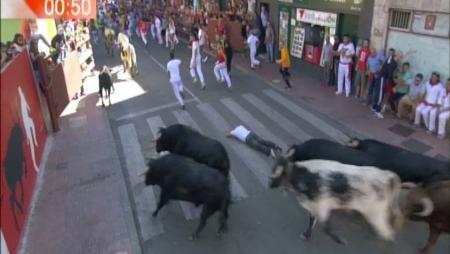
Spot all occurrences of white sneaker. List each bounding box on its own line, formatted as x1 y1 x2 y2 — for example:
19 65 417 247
375 112 384 119
192 78 197 83
336 91 342 95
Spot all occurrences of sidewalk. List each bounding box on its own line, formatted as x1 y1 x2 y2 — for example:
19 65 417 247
229 51 448 159
19 76 141 254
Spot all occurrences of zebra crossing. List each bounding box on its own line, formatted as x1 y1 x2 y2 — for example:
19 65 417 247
116 89 352 243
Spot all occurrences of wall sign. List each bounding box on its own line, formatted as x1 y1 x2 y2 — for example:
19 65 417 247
291 26 305 58
296 8 337 27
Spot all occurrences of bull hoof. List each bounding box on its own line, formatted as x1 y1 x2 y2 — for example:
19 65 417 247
189 234 198 241
335 238 348 246
152 211 158 217
300 232 311 241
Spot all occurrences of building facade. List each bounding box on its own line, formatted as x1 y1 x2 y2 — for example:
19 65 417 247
258 0 374 78
370 0 450 81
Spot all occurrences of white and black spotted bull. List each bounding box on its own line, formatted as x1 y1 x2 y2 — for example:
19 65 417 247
155 124 230 177
269 157 404 245
347 138 450 186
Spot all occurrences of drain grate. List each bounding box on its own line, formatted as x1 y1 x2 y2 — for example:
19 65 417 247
401 138 432 154
388 124 414 137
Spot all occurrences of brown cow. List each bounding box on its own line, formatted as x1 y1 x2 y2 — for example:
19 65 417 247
401 180 450 254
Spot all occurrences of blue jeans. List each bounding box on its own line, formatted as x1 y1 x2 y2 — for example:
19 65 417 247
266 42 273 62
371 77 385 113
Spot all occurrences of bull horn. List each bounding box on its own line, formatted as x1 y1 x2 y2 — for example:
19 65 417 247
414 197 434 217
271 166 284 179
346 138 360 148
285 148 295 158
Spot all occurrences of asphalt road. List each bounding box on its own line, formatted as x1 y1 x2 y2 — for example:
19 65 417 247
92 35 449 254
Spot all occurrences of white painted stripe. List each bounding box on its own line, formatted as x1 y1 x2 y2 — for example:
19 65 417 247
221 97 287 149
242 93 312 142
118 124 164 238
146 116 202 221
197 103 272 187
115 99 196 121
172 110 248 202
263 89 350 143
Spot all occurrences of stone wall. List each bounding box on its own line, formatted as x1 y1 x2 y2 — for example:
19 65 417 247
370 0 450 51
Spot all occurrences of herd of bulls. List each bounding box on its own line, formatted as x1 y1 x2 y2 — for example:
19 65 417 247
141 124 450 253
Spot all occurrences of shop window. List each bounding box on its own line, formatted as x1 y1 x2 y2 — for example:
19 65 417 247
389 9 412 30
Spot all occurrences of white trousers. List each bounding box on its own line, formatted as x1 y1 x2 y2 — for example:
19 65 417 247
140 31 147 45
156 28 162 44
414 103 438 130
150 24 156 38
337 63 351 96
171 80 184 106
250 48 260 68
214 62 232 88
190 57 205 83
438 111 450 136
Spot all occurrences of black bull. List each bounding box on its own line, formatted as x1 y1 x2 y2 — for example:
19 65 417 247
347 138 450 185
287 138 450 185
144 154 231 239
155 124 230 176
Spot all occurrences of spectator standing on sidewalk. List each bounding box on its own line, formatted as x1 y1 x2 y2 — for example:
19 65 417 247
388 62 413 113
365 47 385 105
397 73 426 120
276 41 292 89
354 39 370 100
436 79 450 138
336 34 355 97
322 36 333 86
265 20 274 63
247 31 260 69
167 52 186 109
226 125 282 158
414 72 444 130
138 18 148 46
189 32 206 89
371 48 397 118
330 35 340 87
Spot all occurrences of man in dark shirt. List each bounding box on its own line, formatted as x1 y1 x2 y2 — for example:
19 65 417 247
51 27 66 64
372 48 397 118
330 35 340 87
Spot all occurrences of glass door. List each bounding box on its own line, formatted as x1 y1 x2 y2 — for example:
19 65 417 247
278 5 291 51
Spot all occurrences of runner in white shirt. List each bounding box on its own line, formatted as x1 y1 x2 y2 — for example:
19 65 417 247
246 32 260 69
166 52 185 109
336 34 355 97
155 16 163 44
198 25 208 62
190 33 206 89
414 72 444 131
226 125 281 157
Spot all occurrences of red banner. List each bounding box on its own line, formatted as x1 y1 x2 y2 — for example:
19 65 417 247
1 51 48 254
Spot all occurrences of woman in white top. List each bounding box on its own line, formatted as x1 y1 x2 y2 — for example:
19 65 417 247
189 32 206 89
226 125 281 157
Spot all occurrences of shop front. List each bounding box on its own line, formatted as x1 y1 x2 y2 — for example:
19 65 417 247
276 0 374 78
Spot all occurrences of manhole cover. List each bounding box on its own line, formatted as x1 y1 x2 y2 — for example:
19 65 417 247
401 138 432 154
